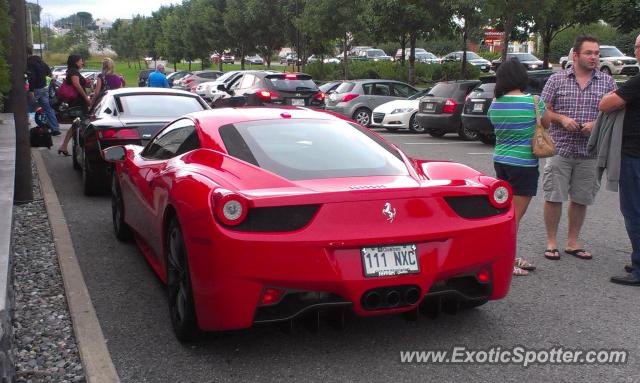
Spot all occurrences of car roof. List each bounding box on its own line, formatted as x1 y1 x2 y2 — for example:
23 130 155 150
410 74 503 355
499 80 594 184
107 87 201 96
193 70 223 75
189 107 344 128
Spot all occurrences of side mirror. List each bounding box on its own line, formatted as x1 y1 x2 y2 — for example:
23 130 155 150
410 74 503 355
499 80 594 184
103 146 126 162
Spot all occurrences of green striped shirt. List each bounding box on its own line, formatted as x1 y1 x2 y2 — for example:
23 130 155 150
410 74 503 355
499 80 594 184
487 94 545 167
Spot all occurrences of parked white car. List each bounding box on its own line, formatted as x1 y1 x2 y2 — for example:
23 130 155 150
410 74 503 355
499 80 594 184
307 55 340 64
370 89 430 133
195 71 244 103
566 45 639 76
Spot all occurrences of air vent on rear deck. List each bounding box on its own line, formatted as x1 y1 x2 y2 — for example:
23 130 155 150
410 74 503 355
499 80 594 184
222 204 321 232
349 185 386 190
444 196 508 219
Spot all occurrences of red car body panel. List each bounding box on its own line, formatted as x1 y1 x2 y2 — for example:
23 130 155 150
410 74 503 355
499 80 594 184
112 107 516 331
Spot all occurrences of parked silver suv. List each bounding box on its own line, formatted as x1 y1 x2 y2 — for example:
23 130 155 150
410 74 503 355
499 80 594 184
566 45 638 76
324 79 419 126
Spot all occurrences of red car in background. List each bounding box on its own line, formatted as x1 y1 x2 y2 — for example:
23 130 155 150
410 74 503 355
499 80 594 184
105 107 516 341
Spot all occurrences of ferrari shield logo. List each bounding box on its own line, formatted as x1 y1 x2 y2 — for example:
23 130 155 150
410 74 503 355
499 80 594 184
382 202 396 223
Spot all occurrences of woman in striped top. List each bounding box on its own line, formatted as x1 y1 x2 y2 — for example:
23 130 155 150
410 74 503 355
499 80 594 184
487 58 546 276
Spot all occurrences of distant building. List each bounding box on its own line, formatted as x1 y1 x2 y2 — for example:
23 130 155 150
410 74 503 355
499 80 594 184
95 18 113 32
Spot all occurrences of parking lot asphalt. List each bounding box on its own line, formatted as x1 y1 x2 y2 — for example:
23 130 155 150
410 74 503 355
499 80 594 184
39 126 639 383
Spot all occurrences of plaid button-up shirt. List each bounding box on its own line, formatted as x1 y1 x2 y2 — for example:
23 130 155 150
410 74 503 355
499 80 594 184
541 68 616 158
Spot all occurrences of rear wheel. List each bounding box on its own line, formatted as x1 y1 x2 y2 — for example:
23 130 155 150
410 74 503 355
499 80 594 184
82 152 100 196
353 108 372 126
408 113 425 133
428 129 446 138
111 172 132 241
478 134 496 145
166 217 199 342
458 124 479 141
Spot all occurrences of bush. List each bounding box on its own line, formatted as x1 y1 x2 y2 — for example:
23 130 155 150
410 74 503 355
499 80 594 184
68 44 91 61
304 60 480 85
478 51 501 61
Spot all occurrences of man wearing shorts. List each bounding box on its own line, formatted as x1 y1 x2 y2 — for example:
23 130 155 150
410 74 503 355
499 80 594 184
541 35 616 260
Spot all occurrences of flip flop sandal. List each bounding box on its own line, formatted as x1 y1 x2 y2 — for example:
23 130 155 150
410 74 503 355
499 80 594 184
544 248 560 260
565 248 592 260
515 257 536 271
513 266 529 276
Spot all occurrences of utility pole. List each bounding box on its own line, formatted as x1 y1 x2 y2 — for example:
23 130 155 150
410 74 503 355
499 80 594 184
7 0 32 203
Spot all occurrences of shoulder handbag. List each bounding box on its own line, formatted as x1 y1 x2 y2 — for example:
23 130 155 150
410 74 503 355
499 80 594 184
57 80 79 101
532 95 556 158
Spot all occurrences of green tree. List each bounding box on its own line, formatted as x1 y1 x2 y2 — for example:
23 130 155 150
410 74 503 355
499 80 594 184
158 9 186 70
485 0 535 61
246 0 286 67
531 0 601 68
602 0 640 33
0 0 11 109
224 0 256 69
450 0 487 79
109 19 137 67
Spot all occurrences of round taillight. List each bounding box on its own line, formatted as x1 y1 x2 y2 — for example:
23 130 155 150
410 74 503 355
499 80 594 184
488 180 512 208
213 190 248 226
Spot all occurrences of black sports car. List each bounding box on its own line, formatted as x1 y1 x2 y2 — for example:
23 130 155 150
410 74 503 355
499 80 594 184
71 87 210 195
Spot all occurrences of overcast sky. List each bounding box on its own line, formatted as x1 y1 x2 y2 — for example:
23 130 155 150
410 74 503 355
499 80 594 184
38 0 179 24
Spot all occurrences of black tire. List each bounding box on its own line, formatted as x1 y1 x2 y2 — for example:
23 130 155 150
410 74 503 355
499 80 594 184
353 107 372 126
111 172 132 241
458 124 479 141
82 152 100 196
166 218 199 342
72 136 80 171
478 134 496 145
600 66 612 75
408 113 425 133
428 129 446 138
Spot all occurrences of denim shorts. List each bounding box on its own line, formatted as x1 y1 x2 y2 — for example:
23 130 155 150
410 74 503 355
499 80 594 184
542 155 600 205
494 162 539 197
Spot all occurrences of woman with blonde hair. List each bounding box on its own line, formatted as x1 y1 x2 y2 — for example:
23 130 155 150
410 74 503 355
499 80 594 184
91 57 125 107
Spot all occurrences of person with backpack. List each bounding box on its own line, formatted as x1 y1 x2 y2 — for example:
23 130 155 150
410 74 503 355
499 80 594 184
91 58 125 109
26 47 60 135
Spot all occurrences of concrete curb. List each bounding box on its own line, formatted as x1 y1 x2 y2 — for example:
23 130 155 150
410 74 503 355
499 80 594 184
32 150 120 383
0 114 16 383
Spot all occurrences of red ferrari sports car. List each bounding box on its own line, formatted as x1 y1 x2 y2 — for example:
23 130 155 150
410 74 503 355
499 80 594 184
104 107 516 341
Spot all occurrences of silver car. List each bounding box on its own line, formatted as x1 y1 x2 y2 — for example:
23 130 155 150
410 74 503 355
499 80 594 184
324 80 419 126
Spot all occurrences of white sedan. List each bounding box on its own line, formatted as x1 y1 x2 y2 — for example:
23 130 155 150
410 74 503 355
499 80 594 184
370 90 429 133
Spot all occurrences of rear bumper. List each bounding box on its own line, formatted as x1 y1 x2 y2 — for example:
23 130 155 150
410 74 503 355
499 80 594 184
416 112 461 132
183 206 516 331
461 114 494 134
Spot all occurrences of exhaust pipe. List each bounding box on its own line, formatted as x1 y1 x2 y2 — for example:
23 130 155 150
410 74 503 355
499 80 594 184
363 291 382 310
386 290 401 307
405 287 421 305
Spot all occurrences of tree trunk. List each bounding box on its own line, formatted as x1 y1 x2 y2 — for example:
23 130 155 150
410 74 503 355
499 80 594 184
501 13 516 61
400 35 406 66
408 32 417 85
188 60 192 71
8 0 32 203
542 31 553 69
174 61 177 72
462 25 468 80
343 34 348 80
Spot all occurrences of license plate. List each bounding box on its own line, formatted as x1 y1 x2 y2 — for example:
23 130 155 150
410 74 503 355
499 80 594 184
361 244 419 277
424 103 435 112
291 98 305 106
473 103 484 112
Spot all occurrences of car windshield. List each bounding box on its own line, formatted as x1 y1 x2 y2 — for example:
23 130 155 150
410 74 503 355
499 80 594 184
465 52 481 60
427 83 460 97
267 74 318 91
335 82 356 93
117 95 205 117
416 52 436 59
600 47 625 57
509 53 539 61
408 89 430 100
215 71 238 83
219 119 409 180
366 49 386 57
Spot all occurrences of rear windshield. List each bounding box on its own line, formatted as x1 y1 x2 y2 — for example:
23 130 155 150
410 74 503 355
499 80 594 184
267 74 318 91
427 83 460 97
366 49 386 57
219 119 409 181
335 82 356 93
471 83 495 95
117 94 205 117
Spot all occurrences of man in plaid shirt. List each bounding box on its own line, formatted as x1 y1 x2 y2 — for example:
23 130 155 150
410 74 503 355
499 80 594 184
541 35 617 261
